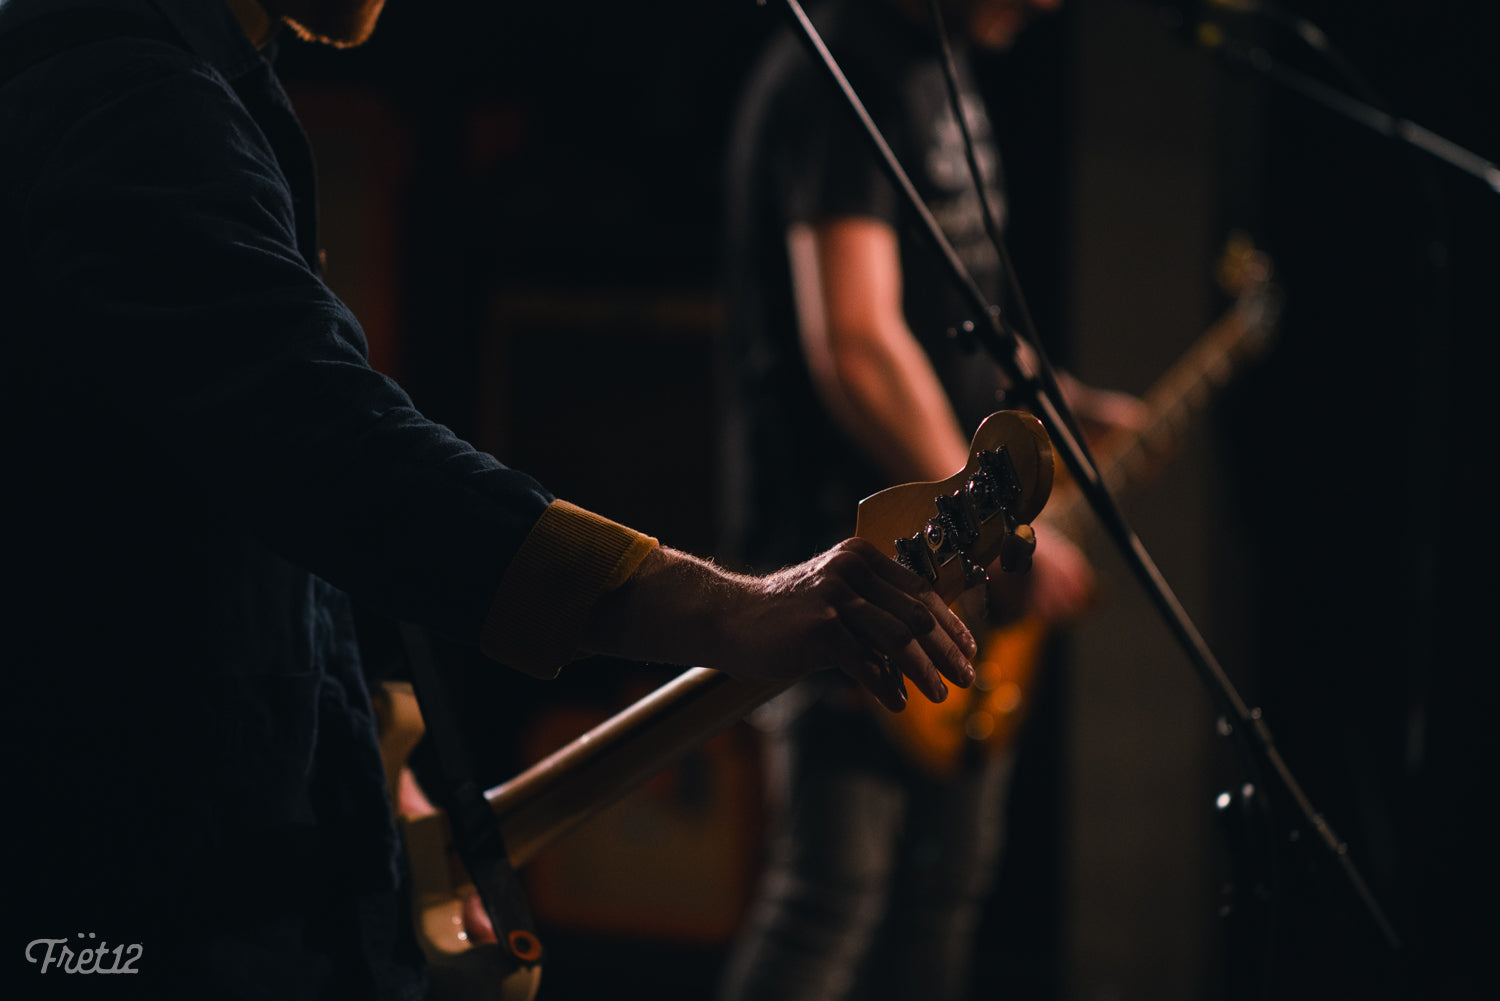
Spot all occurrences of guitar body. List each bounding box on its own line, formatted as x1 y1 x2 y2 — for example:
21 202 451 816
883 616 1050 778
872 235 1278 777
372 681 541 1001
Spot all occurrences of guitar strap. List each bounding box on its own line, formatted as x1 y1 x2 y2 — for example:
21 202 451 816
399 623 545 978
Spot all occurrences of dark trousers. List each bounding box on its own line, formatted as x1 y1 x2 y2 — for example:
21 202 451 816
718 693 1013 1001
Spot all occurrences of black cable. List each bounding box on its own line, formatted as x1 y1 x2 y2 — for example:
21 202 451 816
1197 1 1500 193
915 5 1425 996
1213 0 1385 106
769 0 1401 961
925 2 1288 996
920 0 1091 458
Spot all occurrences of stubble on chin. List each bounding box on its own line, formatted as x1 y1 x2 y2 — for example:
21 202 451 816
279 0 388 48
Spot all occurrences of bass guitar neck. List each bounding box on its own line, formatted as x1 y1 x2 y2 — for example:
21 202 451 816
395 409 1054 964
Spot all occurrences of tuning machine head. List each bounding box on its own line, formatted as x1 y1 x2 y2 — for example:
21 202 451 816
856 410 1054 603
890 444 1029 589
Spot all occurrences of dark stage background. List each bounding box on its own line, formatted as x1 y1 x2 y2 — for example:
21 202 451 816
271 2 1497 998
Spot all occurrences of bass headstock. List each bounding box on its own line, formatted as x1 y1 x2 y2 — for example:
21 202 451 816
855 411 1054 604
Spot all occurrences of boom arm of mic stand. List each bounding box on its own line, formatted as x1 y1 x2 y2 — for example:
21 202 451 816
763 0 1402 953
1201 25 1500 196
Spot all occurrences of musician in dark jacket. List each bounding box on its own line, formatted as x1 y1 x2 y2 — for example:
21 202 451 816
0 1 984 997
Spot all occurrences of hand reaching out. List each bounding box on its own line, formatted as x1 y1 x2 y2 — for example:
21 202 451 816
711 538 978 712
581 539 978 714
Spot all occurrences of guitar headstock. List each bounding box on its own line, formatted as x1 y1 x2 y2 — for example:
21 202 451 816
855 411 1054 604
1216 231 1271 299
1216 231 1281 350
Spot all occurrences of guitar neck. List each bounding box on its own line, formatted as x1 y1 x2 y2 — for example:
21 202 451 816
482 669 785 867
405 411 1055 871
402 670 784 878
1045 286 1274 542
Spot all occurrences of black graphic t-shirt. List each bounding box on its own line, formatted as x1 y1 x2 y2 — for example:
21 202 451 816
722 0 1008 571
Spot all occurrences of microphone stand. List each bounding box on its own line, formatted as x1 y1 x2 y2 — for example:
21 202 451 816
761 0 1402 968
1191 5 1500 197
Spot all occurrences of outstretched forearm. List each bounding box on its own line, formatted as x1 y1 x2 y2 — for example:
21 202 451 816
577 546 749 670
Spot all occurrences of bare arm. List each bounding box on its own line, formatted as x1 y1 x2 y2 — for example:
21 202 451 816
788 218 973 484
790 216 1103 625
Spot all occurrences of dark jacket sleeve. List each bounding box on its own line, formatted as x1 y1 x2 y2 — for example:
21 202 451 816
14 39 655 675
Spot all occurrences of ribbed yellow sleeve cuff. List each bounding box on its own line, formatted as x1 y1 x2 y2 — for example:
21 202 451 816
480 499 659 678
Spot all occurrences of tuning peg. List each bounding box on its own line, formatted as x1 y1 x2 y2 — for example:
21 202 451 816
934 493 978 548
999 523 1036 573
894 535 938 583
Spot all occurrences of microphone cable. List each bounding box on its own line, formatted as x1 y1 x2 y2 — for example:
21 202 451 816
921 2 1283 997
